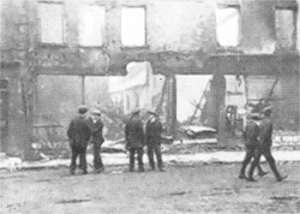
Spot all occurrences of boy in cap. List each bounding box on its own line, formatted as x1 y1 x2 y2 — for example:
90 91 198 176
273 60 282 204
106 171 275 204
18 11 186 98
67 105 91 175
145 111 164 171
239 113 268 180
86 108 105 173
248 106 287 182
125 110 145 172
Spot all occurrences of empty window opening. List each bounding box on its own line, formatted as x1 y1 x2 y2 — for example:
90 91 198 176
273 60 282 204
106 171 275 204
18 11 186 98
79 5 105 47
216 5 240 47
121 7 146 47
275 8 296 49
39 2 65 44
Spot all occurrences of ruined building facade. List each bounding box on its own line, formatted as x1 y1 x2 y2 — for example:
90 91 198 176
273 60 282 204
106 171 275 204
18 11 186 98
1 0 299 157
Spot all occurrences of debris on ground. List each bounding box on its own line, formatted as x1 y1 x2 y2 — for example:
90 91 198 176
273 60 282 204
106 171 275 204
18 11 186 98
270 196 299 201
181 125 217 139
101 140 127 153
57 199 91 204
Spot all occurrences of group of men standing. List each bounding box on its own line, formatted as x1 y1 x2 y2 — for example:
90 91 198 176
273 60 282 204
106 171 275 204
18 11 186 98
125 110 164 172
67 106 164 175
67 106 105 175
239 106 287 182
67 103 286 181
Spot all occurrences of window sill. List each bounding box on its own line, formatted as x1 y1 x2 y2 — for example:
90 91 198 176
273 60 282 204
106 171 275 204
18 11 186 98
79 45 104 49
40 43 68 48
120 45 150 51
216 46 243 54
274 47 298 55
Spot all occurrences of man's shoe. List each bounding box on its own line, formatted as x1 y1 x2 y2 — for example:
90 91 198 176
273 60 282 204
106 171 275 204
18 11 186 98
259 171 269 177
246 177 257 182
70 171 75 175
83 170 88 175
159 168 165 172
238 174 247 179
95 167 104 174
277 175 288 182
138 168 144 172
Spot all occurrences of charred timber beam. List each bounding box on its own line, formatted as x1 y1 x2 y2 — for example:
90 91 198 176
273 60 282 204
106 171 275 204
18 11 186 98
35 52 299 76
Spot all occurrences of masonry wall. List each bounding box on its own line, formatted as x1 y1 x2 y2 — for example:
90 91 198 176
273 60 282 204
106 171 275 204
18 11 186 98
2 0 298 76
1 0 299 149
0 65 28 154
298 0 300 51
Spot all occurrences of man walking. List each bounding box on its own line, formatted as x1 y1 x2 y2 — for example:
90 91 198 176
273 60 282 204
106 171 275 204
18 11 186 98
248 106 287 182
145 111 164 171
67 105 91 175
125 110 145 172
87 109 105 173
239 113 268 180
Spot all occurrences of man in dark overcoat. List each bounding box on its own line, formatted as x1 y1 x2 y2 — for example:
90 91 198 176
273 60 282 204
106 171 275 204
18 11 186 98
86 109 105 173
145 111 164 171
67 105 91 175
125 110 145 172
239 113 268 180
248 106 287 182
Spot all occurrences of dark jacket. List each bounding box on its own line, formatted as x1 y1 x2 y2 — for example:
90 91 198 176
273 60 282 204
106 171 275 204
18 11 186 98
145 118 162 138
244 120 260 145
86 117 104 145
125 116 144 149
67 116 91 148
259 117 273 147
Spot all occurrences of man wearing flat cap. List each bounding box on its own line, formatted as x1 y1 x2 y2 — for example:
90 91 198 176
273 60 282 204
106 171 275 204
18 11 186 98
248 106 287 182
125 109 145 172
145 111 164 171
251 98 270 115
67 105 91 175
239 113 268 181
86 108 105 173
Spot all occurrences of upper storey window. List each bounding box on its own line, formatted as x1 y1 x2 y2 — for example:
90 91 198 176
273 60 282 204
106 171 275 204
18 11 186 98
79 5 105 47
121 7 146 47
216 5 240 47
275 7 297 50
39 2 65 44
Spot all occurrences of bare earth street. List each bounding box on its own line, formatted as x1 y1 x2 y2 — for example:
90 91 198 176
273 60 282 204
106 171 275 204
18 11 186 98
1 162 299 214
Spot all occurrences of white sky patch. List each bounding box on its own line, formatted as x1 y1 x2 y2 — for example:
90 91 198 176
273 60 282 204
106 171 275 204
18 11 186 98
39 3 64 44
79 5 105 46
121 7 145 47
108 62 148 93
216 7 240 47
176 75 212 122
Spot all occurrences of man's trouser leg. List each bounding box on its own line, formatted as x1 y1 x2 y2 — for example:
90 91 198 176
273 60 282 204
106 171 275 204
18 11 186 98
79 147 87 174
155 144 163 170
129 148 135 172
70 146 79 174
248 147 261 180
257 163 267 175
239 145 253 177
147 139 155 170
137 147 144 172
262 146 282 181
94 142 104 170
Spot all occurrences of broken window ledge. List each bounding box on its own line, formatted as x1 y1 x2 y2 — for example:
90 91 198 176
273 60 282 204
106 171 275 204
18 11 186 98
120 45 150 51
40 43 68 48
274 47 298 54
79 45 104 49
216 47 243 54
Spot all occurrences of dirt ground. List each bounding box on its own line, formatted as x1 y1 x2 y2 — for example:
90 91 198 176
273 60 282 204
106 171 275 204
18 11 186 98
1 162 299 214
